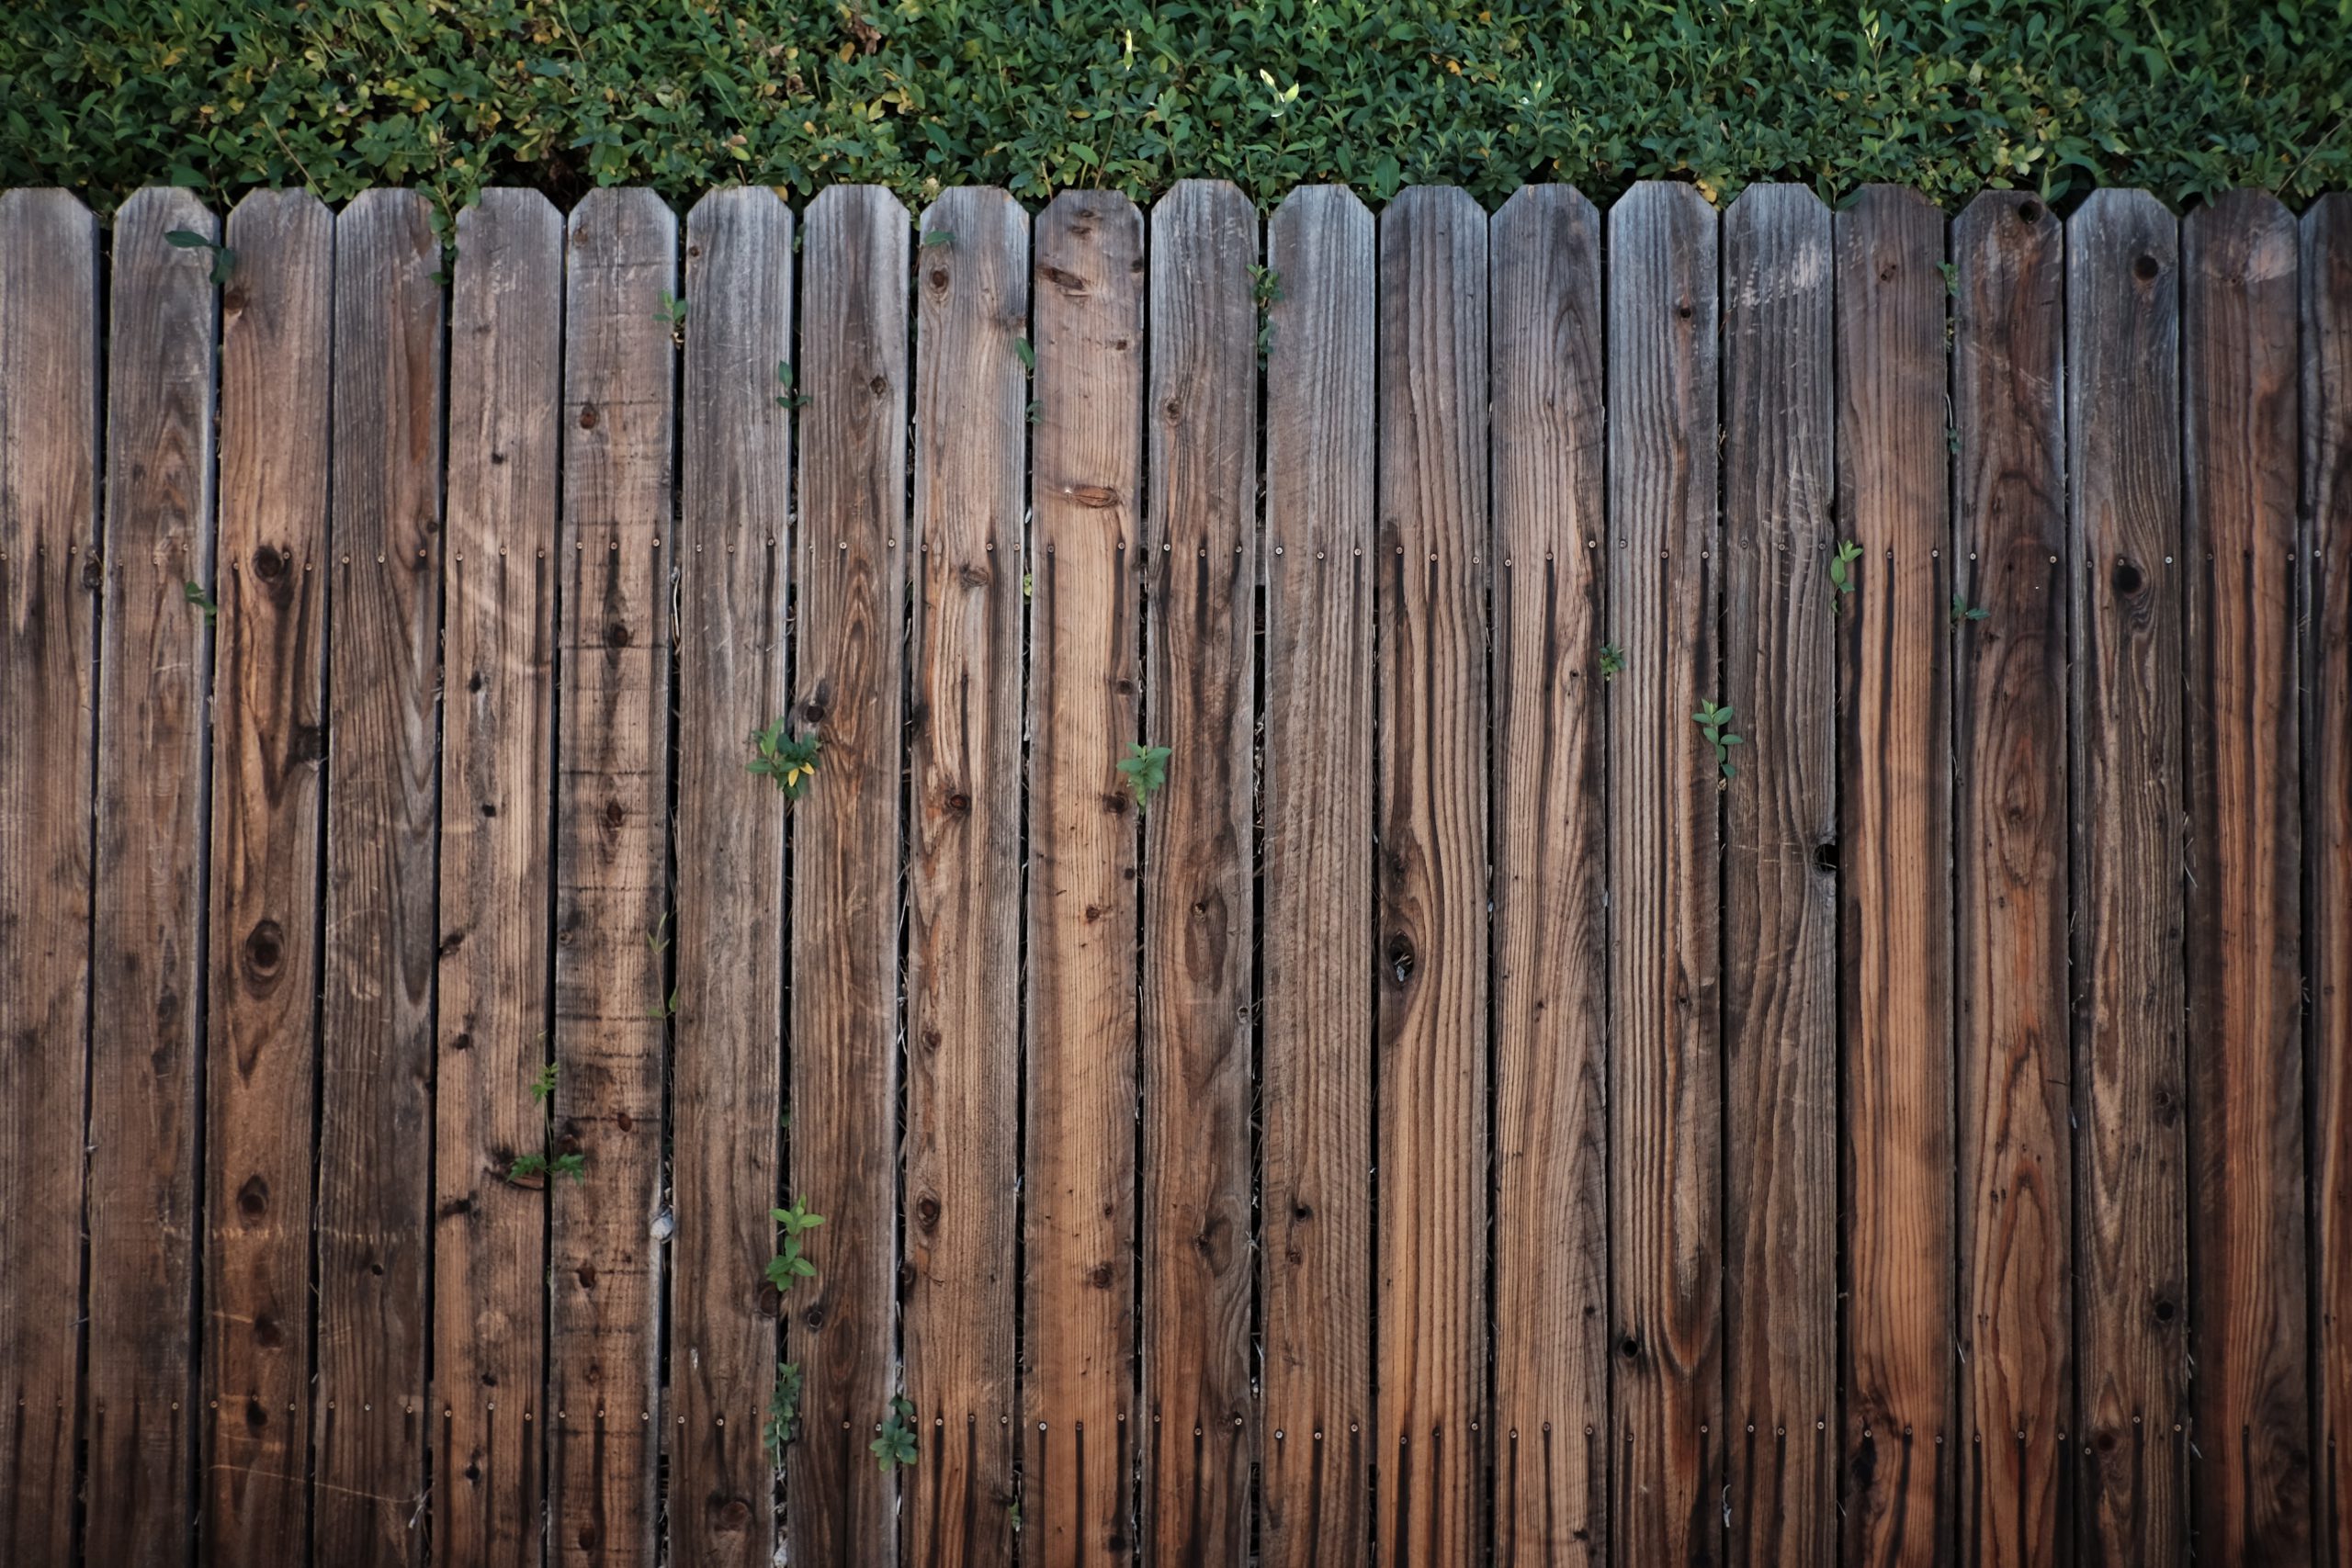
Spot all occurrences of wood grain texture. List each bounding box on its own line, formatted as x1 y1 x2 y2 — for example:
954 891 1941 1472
669 186 792 1568
202 187 333 1566
1604 178 1723 1568
1260 184 1376 1568
2066 187 2189 1568
1487 182 1609 1567
2181 188 2310 1565
1718 181 1836 1568
313 186 444 1566
84 185 217 1563
434 186 561 1567
906 186 1027 1568
1023 188 1145 1568
1836 183 1955 1568
787 183 908 1568
0 186 97 1568
1140 178 1259 1568
551 186 674 1567
1950 189 2070 1568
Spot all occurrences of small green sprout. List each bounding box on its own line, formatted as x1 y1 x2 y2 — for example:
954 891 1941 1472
183 580 218 626
1116 742 1171 809
1828 539 1862 612
1693 699 1743 784
1951 591 1989 626
1598 641 1625 680
775 359 808 410
749 717 821 800
765 1196 826 1295
529 1061 559 1107
871 1395 918 1471
922 229 955 248
1012 335 1035 372
657 288 687 340
508 1150 586 1187
763 1363 805 1463
165 228 237 286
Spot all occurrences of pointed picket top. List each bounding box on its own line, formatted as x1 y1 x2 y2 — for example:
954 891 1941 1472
2186 187 2300 290
1494 180 1599 239
1953 186 2060 253
808 179 910 237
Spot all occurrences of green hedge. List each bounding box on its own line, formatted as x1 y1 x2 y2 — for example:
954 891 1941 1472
5 0 2347 228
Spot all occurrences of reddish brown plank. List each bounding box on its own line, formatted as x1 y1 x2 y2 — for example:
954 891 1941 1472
0 186 98 1568
434 186 561 1565
1487 181 1609 1566
1139 177 1259 1567
84 186 217 1562
202 186 334 1566
2182 188 2310 1564
670 185 791 1568
1260 183 1376 1568
1023 188 1145 1568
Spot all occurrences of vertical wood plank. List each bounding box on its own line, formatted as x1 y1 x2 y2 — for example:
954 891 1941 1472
2067 187 2189 1568
1487 182 1609 1566
906 185 1027 1568
671 185 791 1568
435 186 561 1566
1718 181 1836 1568
1260 184 1376 1568
552 186 675 1568
2181 188 2310 1564
314 186 444 1566
788 184 909 1568
1139 177 1259 1567
0 186 98 1568
1024 188 1145 1567
203 187 334 1566
1951 189 2071 1568
1604 178 1723 1568
84 186 217 1564
1836 183 1955 1568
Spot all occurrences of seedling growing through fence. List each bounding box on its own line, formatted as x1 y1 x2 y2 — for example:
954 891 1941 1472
871 1395 919 1471
1950 591 1989 626
765 1195 826 1295
749 717 821 800
1117 742 1171 809
165 228 237 286
775 360 808 410
1598 641 1625 680
657 289 688 341
1936 259 1959 296
1693 700 1742 784
1251 265 1283 357
763 1362 805 1463
508 1060 585 1187
922 229 956 248
1828 539 1862 612
183 580 218 626
1013 335 1035 372
529 1060 559 1107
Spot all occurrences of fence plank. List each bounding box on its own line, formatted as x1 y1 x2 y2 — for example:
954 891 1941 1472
1260 183 1376 1568
670 185 792 1568
435 186 561 1565
787 182 909 1568
1139 177 1259 1566
1024 187 1145 1567
1487 182 1609 1565
906 185 1027 1568
1604 178 1723 1567
1719 181 1837 1568
0 186 97 1568
2066 186 2189 1568
2181 188 2311 1562
1836 183 1955 1568
202 187 333 1566
552 186 675 1567
1951 189 2070 1568
83 186 216 1562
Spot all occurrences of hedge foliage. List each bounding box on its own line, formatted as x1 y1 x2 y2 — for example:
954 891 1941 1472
4 0 2348 228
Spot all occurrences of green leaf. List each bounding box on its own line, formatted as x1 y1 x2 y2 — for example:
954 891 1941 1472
1115 741 1171 809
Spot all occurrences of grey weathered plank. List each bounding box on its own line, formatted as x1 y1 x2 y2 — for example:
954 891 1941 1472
787 183 909 1568
1718 180 1837 1568
202 186 334 1566
434 186 561 1565
906 186 1027 1568
2067 187 2189 1568
1951 189 2070 1568
1260 183 1376 1568
2181 188 2310 1564
84 186 216 1562
1604 178 1724 1568
0 186 98 1568
1487 181 1609 1567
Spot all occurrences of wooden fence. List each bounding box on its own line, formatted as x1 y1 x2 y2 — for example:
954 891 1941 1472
0 177 2346 1568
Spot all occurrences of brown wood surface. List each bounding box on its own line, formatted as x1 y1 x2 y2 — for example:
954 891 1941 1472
1604 177 1723 1568
1023 188 1145 1567
1487 181 1609 1567
434 186 561 1567
2181 188 2310 1565
202 187 334 1566
84 185 217 1563
2066 187 2190 1568
1836 183 1955 1568
670 185 792 1568
1260 183 1376 1568
0 186 97 1568
1718 180 1837 1568
1950 189 2070 1568
787 183 908 1568
551 186 674 1567
1139 177 1259 1568
906 185 1028 1568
